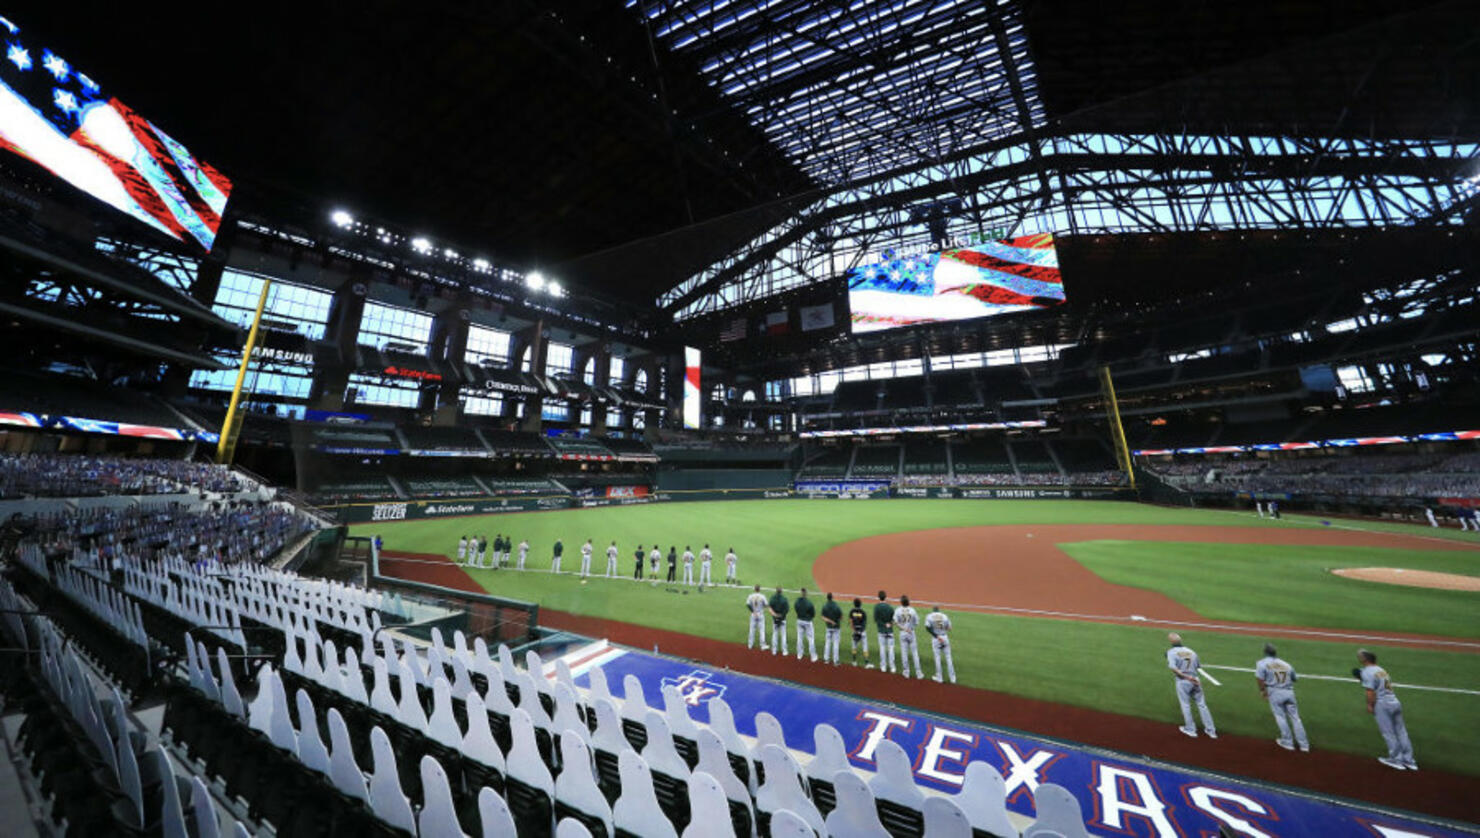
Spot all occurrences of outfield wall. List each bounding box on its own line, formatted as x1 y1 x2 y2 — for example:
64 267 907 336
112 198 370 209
326 484 1135 523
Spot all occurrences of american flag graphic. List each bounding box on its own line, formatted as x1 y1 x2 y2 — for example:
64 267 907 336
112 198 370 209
848 233 1065 333
0 17 230 249
718 317 746 342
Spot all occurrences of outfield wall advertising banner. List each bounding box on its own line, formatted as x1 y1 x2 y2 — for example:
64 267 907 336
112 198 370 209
585 649 1469 838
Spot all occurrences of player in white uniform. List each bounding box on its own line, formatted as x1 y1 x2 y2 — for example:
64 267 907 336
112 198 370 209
605 541 619 577
580 539 594 578
893 596 923 678
698 545 713 586
457 536 468 564
1167 633 1216 738
725 548 738 583
1255 643 1308 751
745 586 769 650
1425 507 1438 527
649 546 661 579
682 547 695 585
1358 649 1416 770
925 606 956 683
517 538 529 570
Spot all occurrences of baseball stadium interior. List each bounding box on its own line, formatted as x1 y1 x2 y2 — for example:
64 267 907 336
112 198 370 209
0 1 1478 836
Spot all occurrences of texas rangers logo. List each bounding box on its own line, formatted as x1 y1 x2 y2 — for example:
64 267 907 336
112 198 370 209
661 670 727 706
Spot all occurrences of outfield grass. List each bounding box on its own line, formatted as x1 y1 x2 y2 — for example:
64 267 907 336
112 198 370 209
354 499 1480 776
1063 541 1480 638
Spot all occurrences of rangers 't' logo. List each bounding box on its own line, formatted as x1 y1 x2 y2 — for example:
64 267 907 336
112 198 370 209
660 670 727 707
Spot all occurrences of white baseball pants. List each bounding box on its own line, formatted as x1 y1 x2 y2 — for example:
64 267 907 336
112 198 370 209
878 633 895 673
700 561 712 585
683 564 694 585
932 636 956 683
898 633 922 678
771 619 789 655
580 556 591 577
1175 678 1216 735
796 620 817 662
824 627 841 664
606 558 617 577
748 614 767 649
1266 690 1308 749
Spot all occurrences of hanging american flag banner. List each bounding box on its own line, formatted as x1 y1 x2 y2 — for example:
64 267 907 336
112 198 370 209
847 233 1065 333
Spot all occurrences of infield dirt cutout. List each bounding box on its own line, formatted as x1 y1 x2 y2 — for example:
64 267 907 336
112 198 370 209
1333 566 1480 591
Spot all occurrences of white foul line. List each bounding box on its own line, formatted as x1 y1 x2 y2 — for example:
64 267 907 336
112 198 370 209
1201 664 1480 696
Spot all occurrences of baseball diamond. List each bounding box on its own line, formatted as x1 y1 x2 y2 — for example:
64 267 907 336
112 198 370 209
363 496 1480 826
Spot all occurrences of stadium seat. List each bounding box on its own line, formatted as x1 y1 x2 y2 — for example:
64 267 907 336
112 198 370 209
1023 784 1088 838
693 728 753 838
641 710 692 831
461 692 508 796
766 808 816 838
371 658 399 717
620 675 651 751
154 749 190 838
451 654 476 701
923 796 974 838
396 659 431 733
515 670 559 772
824 771 890 838
553 683 592 750
506 707 557 837
429 677 465 750
267 670 299 755
189 775 221 838
369 726 417 834
283 630 304 675
756 744 824 836
588 665 616 709
590 698 629 803
703 697 752 792
957 761 1017 837
659 685 700 768
681 770 735 838
555 658 578 696
327 707 370 802
344 647 370 704
868 740 925 837
115 731 145 829
613 750 678 838
498 644 519 686
419 754 467 838
295 689 331 775
805 723 851 815
751 711 787 786
553 732 614 838
320 639 344 694
479 786 519 837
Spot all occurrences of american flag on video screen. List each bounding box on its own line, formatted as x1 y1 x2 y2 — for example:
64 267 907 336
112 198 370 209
0 17 231 249
718 317 746 342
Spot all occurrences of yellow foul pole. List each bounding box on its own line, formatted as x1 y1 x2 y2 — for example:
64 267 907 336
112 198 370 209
215 279 272 465
1098 364 1136 489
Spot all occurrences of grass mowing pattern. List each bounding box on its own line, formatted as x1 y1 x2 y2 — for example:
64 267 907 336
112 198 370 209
1063 541 1480 638
356 499 1480 776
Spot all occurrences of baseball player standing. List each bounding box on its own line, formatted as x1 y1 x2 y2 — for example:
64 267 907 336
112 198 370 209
517 538 529 570
925 605 955 683
634 544 645 579
606 541 619 577
1167 633 1217 738
649 545 661 578
848 598 871 668
894 595 922 678
682 546 695 585
1425 507 1438 527
768 586 790 656
666 546 678 583
1358 649 1416 770
551 538 564 574
725 547 738 583
873 592 896 674
494 534 505 567
580 538 594 578
746 586 769 650
821 593 842 665
457 535 468 565
794 588 818 662
1255 643 1309 752
699 544 713 586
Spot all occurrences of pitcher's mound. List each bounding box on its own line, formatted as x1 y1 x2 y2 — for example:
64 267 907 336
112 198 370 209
1332 567 1480 592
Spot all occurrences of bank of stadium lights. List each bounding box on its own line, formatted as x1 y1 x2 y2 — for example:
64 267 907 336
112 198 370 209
331 209 354 228
410 236 432 254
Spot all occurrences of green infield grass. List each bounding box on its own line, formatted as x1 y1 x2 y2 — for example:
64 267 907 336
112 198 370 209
353 499 1480 775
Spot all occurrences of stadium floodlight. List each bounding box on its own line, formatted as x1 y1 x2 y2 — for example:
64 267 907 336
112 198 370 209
330 209 354 228
526 271 546 291
411 237 432 254
548 281 564 298
472 258 490 272
444 247 457 259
